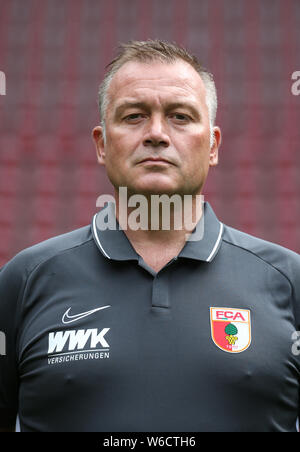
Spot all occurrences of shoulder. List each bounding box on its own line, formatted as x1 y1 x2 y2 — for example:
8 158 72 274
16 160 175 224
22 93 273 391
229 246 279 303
0 225 93 280
222 224 300 286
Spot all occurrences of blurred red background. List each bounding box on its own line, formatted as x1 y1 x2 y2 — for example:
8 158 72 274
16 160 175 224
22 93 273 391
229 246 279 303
0 0 299 267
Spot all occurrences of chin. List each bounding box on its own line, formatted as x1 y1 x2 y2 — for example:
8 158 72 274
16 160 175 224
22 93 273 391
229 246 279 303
128 175 180 196
129 183 182 197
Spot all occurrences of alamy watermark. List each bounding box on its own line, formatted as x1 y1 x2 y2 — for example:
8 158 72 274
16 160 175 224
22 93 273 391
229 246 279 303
0 70 6 95
96 187 205 241
291 71 300 96
291 331 300 356
0 331 6 356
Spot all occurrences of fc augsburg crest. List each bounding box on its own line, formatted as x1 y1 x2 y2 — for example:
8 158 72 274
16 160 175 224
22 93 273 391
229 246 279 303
210 307 251 353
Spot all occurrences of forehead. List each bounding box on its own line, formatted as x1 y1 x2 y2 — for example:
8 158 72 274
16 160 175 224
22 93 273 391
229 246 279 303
107 60 207 108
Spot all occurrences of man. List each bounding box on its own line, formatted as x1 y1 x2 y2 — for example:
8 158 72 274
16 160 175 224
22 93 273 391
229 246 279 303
0 40 299 432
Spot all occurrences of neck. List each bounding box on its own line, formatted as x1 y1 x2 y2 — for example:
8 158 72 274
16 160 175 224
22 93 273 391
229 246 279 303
113 188 204 269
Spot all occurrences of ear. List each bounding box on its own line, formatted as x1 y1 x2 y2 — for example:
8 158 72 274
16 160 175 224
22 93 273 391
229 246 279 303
209 126 221 167
92 125 106 166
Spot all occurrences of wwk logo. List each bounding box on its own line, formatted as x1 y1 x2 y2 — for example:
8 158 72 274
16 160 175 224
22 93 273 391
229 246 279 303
47 305 111 365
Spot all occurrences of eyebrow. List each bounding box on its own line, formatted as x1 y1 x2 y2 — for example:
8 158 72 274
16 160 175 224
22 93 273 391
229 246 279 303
113 100 202 120
165 102 201 120
114 102 148 119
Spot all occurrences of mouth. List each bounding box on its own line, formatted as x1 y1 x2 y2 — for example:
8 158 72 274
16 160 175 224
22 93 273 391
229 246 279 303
139 157 174 165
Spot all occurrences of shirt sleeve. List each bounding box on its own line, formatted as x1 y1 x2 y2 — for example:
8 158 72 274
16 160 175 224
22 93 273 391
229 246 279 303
289 253 300 330
0 257 27 429
288 252 300 429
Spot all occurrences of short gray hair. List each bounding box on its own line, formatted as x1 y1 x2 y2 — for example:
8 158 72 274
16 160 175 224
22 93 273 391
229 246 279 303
98 40 218 146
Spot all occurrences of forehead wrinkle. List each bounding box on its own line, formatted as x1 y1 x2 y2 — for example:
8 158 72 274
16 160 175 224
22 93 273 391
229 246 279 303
109 61 205 93
111 78 203 102
111 85 204 112
110 59 204 88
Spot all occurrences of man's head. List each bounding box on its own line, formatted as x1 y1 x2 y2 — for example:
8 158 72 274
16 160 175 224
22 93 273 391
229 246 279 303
92 39 221 197
98 40 218 147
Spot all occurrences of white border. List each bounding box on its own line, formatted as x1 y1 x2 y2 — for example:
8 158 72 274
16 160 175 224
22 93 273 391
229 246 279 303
92 214 111 259
206 222 224 262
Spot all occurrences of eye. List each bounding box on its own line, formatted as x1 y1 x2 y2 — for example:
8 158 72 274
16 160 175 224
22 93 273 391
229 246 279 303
169 113 192 123
123 113 145 123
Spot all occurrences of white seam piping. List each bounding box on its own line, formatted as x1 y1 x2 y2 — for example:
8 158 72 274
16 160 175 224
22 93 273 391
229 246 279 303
92 214 111 259
206 222 224 262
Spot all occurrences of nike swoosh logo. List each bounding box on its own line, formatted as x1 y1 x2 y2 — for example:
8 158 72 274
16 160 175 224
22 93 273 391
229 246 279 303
62 305 111 324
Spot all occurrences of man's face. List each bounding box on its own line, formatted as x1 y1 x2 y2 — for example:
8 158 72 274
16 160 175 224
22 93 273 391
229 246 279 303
93 60 221 197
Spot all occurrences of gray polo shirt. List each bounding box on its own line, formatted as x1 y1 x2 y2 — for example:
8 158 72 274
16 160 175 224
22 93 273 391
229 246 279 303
0 202 299 432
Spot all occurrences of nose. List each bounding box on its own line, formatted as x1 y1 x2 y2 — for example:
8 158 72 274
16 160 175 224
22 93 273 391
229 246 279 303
143 115 170 148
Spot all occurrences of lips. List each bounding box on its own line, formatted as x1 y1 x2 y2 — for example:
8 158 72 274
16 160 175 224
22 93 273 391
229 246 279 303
139 157 173 165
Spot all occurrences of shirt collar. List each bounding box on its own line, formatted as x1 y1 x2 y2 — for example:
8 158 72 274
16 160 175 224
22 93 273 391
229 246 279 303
92 201 223 263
